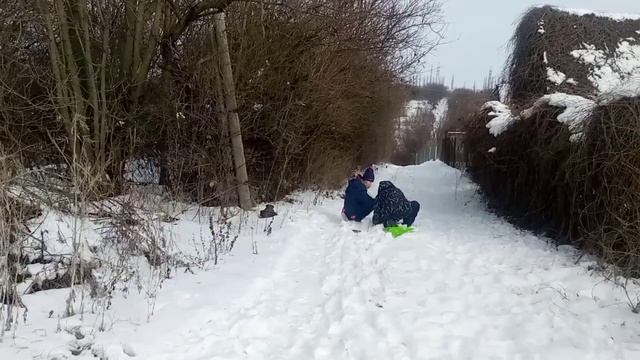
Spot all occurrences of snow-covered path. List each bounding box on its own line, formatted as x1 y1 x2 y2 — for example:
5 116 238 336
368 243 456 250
150 162 640 359
4 162 640 359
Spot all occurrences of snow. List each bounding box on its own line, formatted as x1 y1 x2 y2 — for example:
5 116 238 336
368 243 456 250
547 67 567 85
537 19 546 34
405 100 432 118
482 101 518 136
432 98 448 132
600 76 640 103
4 162 640 359
549 7 640 21
521 93 596 142
571 40 640 94
396 100 434 143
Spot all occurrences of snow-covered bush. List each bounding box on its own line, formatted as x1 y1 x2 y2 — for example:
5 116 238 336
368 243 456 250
465 5 640 276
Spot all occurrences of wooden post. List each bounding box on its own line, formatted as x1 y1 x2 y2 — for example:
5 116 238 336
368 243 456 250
214 12 252 210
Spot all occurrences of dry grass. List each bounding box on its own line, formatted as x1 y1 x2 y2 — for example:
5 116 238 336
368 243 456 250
1 154 38 332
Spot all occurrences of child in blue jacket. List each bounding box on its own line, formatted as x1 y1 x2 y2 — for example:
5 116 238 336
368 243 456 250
342 167 376 221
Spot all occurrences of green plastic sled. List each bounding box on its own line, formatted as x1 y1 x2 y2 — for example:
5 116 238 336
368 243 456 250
383 225 414 237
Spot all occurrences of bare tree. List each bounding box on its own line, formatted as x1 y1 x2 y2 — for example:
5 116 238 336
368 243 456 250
1 0 444 203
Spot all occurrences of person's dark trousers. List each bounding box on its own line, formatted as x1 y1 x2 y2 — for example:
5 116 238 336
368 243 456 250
402 201 420 226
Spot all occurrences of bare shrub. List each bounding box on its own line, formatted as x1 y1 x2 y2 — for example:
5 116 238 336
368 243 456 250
465 5 640 278
466 105 574 236
507 6 640 104
466 96 640 278
0 154 36 333
571 98 640 276
442 89 490 133
0 0 444 207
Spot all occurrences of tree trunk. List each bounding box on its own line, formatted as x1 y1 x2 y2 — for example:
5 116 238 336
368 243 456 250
212 31 236 206
214 12 252 210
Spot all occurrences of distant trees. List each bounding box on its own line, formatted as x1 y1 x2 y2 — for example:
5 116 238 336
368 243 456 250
443 88 491 132
395 78 491 165
408 83 449 105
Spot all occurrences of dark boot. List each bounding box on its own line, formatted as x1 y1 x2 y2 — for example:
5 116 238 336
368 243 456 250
259 205 278 218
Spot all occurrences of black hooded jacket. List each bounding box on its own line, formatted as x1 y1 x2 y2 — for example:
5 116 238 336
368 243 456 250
372 181 412 225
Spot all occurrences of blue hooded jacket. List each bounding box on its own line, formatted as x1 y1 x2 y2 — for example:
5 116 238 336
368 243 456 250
343 177 376 221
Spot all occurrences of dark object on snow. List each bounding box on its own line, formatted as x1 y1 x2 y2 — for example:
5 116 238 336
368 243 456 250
373 181 420 227
342 177 376 221
259 204 277 218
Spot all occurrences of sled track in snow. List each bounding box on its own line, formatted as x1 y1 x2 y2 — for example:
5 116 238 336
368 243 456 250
152 163 640 360
160 211 411 359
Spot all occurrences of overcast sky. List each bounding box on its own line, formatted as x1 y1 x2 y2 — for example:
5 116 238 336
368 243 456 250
430 0 639 89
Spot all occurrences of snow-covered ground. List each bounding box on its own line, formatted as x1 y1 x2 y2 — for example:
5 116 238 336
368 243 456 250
3 162 640 359
405 100 433 119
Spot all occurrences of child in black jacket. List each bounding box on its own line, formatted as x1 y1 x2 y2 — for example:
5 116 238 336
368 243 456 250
372 181 420 228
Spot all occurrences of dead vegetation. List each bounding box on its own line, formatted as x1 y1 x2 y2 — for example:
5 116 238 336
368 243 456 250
465 6 640 276
0 0 445 343
0 0 444 205
506 5 640 103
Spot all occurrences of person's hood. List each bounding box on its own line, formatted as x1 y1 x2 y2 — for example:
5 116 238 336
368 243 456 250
378 181 395 192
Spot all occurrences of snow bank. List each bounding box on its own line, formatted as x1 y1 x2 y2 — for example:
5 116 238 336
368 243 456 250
483 101 518 136
521 93 596 142
5 163 640 359
0 191 275 359
547 6 640 21
599 76 640 104
571 40 640 94
600 76 640 103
